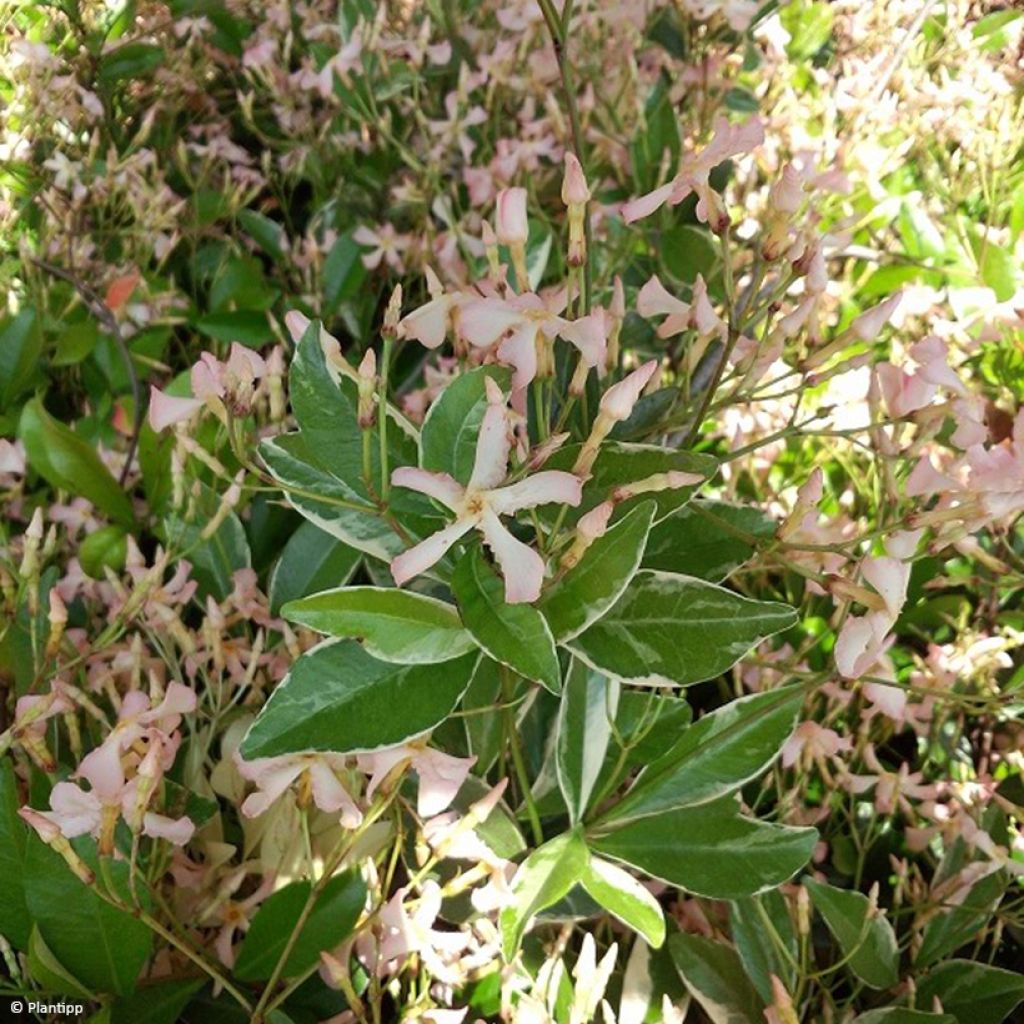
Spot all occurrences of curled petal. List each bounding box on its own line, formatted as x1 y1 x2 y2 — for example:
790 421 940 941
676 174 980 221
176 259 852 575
560 312 608 369
148 387 202 432
497 321 540 391
479 510 545 604
76 739 126 802
143 813 195 846
835 612 891 679
308 761 363 828
489 471 583 515
238 757 305 817
413 749 476 818
599 360 659 422
391 467 464 510
390 519 475 587
469 383 512 490
621 181 679 224
47 782 102 837
458 299 523 349
862 556 910 622
637 275 690 319
400 296 450 349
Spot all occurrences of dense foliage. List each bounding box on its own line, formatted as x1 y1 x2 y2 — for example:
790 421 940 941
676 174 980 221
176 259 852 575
1 1 1023 1023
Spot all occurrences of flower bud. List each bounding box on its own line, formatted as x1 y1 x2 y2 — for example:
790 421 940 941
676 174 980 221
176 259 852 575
561 501 614 570
357 349 378 428
562 154 590 268
19 508 44 581
849 292 902 342
18 808 94 884
612 469 704 501
494 187 528 246
383 284 403 340
45 589 67 659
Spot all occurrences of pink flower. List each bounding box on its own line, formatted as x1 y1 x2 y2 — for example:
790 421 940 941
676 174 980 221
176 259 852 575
390 379 582 603
621 116 764 229
598 360 659 422
358 745 476 818
147 387 202 432
236 751 362 827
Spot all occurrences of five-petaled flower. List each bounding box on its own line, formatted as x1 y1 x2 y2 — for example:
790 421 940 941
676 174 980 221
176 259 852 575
390 378 583 603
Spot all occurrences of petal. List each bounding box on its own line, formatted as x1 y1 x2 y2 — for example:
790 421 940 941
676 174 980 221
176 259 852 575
479 510 545 604
391 467 464 510
48 782 102 837
598 360 659 422
862 555 910 622
559 312 608 368
390 519 475 587
143 813 195 846
637 275 689 319
358 747 413 802
308 761 363 828
469 382 512 490
412 749 477 818
76 739 125 801
399 296 450 349
239 758 304 817
620 181 678 224
496 322 540 391
457 298 523 349
147 387 202 432
489 470 583 515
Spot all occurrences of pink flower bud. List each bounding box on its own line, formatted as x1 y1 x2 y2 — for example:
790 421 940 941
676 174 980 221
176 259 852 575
599 360 659 422
494 187 528 246
769 164 804 214
577 501 614 541
561 153 590 207
851 292 902 342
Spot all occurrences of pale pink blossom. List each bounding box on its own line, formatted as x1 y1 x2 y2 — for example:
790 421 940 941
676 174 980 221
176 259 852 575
494 187 528 245
390 380 582 603
358 745 476 818
235 751 362 826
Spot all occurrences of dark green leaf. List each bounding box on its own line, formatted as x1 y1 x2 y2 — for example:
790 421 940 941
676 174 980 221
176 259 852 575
111 978 205 1024
98 42 164 82
0 762 30 949
235 870 366 981
580 856 665 947
730 892 798 1001
669 932 764 1024
0 308 41 409
195 310 274 345
269 521 362 614
324 233 367 316
240 639 478 757
915 960 1024 1024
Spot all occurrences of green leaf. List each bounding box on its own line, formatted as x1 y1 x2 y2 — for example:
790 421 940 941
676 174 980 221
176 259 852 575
568 571 797 687
662 226 721 285
461 658 504 773
643 500 775 581
669 932 764 1024
97 42 164 82
852 1012 956 1024
269 521 362 614
261 433 416 561
452 548 561 693
24 839 152 995
539 501 655 642
604 686 803 825
0 761 31 949
730 892 798 1001
500 830 588 959
27 926 96 1000
804 877 899 990
283 586 476 664
916 869 1006 967
324 233 368 316
580 856 665 948
780 0 834 60
19 398 134 527
111 978 205 1024
238 209 285 262
915 960 1024 1024
239 639 478 758
591 797 816 899
195 310 274 345
0 308 41 409
234 870 366 981
556 660 619 823
420 366 510 484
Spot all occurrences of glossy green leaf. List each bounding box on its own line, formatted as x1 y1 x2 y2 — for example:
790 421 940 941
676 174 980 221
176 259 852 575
0 307 41 409
420 366 510 484
24 839 152 995
0 760 31 949
580 856 665 948
110 978 205 1024
460 657 504 773
323 233 367 315
238 209 285 262
730 891 798 1001
19 398 134 527
27 925 96 999
643 500 775 581
452 548 561 693
556 660 619 823
539 501 655 642
669 932 764 1024
804 877 899 990
240 639 478 757
568 571 797 687
500 829 588 959
195 310 274 345
269 521 361 614
283 586 476 663
915 960 1024 1024
97 42 164 82
663 225 721 284
605 686 803 825
235 870 366 981
591 798 816 899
